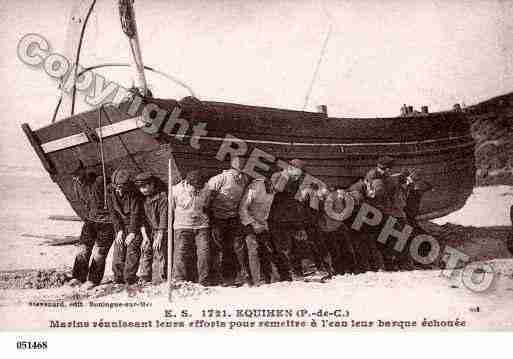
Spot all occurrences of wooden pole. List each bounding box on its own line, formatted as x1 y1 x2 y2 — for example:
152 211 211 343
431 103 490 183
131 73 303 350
168 157 174 302
119 0 148 95
98 107 108 209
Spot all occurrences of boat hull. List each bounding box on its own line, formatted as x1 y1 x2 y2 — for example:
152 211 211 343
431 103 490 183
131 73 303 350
22 97 475 221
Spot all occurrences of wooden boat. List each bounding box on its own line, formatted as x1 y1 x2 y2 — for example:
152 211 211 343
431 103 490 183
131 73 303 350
21 0 475 222
22 96 475 221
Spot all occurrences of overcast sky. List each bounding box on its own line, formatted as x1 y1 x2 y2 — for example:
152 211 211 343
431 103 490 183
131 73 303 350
1 0 513 168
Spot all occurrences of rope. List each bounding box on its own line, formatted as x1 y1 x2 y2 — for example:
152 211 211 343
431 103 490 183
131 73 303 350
51 96 62 123
302 24 333 111
71 0 98 116
76 63 197 98
161 133 473 148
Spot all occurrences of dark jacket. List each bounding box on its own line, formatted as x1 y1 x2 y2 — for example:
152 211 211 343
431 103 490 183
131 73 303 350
73 173 110 223
364 168 403 213
348 176 398 215
143 190 168 232
364 168 390 203
348 179 368 206
405 179 433 221
107 184 144 234
269 178 310 226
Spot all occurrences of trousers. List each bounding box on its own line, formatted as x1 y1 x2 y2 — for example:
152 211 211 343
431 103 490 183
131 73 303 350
140 230 168 284
242 226 291 285
210 218 247 285
269 223 311 279
72 221 114 284
172 228 211 285
323 229 357 274
112 230 143 284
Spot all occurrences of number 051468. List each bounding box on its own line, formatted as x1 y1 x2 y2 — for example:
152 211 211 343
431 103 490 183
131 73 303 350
16 341 48 350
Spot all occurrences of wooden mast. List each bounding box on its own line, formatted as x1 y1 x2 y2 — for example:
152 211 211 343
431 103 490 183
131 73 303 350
118 0 149 96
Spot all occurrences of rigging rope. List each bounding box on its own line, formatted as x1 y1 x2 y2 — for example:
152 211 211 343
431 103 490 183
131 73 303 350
52 63 197 124
77 63 197 97
302 23 333 111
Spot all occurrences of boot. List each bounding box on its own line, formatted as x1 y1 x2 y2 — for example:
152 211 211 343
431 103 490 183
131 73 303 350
82 280 97 290
230 271 253 287
67 278 82 287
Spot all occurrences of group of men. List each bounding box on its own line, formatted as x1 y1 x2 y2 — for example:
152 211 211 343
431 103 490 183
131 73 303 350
68 162 169 289
67 155 431 290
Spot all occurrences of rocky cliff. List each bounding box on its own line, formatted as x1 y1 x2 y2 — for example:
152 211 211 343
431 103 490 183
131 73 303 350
466 92 513 186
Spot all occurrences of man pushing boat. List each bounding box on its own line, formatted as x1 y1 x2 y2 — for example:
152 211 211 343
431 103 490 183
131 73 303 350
108 168 144 286
68 160 114 290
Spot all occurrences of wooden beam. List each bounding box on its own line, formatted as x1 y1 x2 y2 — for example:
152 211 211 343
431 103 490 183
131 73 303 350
94 116 141 138
22 233 79 246
40 116 143 154
41 132 89 153
48 215 82 222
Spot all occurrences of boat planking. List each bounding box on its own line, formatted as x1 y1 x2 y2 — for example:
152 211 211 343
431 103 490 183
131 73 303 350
22 95 475 222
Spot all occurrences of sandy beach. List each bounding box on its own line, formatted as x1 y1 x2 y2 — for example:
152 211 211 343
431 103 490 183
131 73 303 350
0 167 82 272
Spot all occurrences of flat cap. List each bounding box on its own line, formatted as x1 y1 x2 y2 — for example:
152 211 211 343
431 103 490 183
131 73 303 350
289 159 306 169
111 168 131 185
377 156 395 168
134 171 154 185
185 169 207 184
71 159 86 175
397 169 411 184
